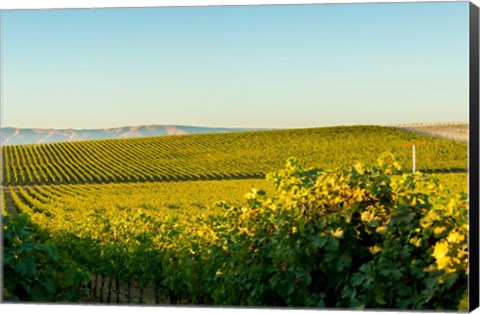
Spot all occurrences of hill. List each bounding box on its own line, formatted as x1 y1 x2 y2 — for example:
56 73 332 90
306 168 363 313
0 125 260 146
1 125 467 186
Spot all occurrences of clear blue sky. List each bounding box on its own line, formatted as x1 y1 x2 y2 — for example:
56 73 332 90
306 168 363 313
1 2 470 129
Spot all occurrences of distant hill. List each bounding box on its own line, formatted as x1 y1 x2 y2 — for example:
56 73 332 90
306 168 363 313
391 122 468 142
0 125 260 146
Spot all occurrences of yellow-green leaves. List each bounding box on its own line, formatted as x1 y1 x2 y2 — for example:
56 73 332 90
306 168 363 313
432 242 450 265
331 228 344 238
458 291 469 311
434 226 447 237
447 230 465 244
4 153 468 308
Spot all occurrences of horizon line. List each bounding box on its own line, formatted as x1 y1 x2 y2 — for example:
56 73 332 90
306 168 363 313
0 121 469 131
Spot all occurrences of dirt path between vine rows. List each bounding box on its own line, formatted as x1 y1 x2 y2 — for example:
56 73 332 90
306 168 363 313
3 186 19 215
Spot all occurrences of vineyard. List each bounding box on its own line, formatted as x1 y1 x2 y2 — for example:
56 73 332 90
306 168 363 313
1 126 470 309
1 126 467 185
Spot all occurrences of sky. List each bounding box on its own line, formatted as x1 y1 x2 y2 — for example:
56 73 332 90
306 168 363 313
0 1 470 129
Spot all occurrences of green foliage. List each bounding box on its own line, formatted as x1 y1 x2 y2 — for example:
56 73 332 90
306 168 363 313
2 211 90 302
205 153 469 309
2 154 468 309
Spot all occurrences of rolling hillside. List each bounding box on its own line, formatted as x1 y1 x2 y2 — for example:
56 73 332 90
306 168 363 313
2 125 467 186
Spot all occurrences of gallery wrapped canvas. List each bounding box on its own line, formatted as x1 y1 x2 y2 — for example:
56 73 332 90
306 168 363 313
0 0 478 312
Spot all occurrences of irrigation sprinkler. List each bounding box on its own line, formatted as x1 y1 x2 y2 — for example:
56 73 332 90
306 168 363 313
402 141 426 173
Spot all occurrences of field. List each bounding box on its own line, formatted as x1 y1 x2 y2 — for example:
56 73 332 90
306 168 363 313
2 125 467 186
2 125 470 309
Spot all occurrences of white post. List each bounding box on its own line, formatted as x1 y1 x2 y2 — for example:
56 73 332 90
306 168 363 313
412 145 416 173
